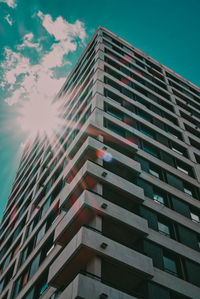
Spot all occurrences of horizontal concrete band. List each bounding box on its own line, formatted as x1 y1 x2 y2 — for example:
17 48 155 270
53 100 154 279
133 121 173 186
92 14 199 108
49 226 154 285
57 273 136 299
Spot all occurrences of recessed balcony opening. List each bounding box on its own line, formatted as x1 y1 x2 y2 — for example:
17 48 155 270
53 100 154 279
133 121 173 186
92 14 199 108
102 217 144 252
62 175 98 212
102 183 140 213
66 149 96 184
101 259 147 297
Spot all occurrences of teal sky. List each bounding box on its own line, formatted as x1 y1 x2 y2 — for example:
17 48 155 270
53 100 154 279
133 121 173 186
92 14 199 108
0 0 200 220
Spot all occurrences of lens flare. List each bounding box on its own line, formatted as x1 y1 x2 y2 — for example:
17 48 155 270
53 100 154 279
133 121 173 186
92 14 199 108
96 149 113 162
96 148 104 159
18 97 62 138
103 151 112 162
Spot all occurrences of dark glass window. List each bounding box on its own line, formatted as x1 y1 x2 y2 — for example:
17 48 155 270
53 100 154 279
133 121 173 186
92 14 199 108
105 104 124 120
142 141 159 158
153 193 165 205
166 173 184 191
185 259 200 287
29 252 41 279
35 223 46 246
158 221 171 237
163 255 178 276
149 164 162 179
190 210 200 223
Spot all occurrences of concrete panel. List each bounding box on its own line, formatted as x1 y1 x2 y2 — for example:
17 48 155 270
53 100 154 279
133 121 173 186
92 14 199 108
58 274 136 299
147 229 200 264
153 268 200 299
60 160 144 209
55 190 148 244
49 227 154 286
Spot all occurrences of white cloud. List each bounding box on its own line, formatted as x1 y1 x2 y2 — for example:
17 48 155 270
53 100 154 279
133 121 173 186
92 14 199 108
37 11 86 42
5 14 13 26
2 49 30 86
17 33 41 50
41 40 76 69
0 0 16 8
1 12 86 107
5 87 26 106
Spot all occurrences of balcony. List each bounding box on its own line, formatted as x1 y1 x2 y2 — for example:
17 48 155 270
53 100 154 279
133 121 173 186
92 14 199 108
48 227 154 288
55 190 148 245
55 273 136 299
60 160 144 209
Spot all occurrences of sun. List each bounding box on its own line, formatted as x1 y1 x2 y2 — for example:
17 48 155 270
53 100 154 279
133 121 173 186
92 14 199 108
18 97 62 138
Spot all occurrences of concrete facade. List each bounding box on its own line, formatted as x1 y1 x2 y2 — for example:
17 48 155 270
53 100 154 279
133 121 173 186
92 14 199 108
0 27 200 299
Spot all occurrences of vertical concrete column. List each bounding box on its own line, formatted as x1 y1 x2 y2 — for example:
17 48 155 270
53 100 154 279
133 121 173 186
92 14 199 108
93 50 104 76
162 69 175 103
162 70 180 126
162 68 168 83
173 104 181 117
182 133 191 146
93 182 103 196
89 107 104 128
93 68 104 86
92 74 104 102
86 256 102 279
178 117 190 146
177 116 185 131
21 223 28 246
94 134 104 196
13 250 21 277
88 214 102 231
91 94 104 112
194 164 200 184
187 147 196 163
86 215 102 278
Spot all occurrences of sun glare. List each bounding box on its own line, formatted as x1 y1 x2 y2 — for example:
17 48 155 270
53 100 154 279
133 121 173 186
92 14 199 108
18 97 62 138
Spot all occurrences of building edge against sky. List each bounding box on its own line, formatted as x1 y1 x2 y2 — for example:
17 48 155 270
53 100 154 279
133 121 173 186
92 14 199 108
0 26 200 298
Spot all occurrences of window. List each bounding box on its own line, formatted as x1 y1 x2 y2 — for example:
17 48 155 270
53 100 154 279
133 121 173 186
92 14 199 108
171 146 183 155
105 120 124 137
2 252 12 272
22 271 29 287
0 280 4 294
171 196 190 218
142 141 159 158
140 125 155 139
46 245 55 256
167 129 180 139
12 277 22 298
190 211 200 223
104 119 137 145
163 255 178 276
153 194 165 205
177 166 188 175
29 252 41 279
149 166 160 179
20 247 29 266
25 288 35 299
184 187 192 196
40 283 48 295
184 259 200 287
166 173 183 191
105 104 123 120
176 160 193 177
171 142 187 157
35 223 46 245
41 196 51 218
158 221 171 237
104 89 122 105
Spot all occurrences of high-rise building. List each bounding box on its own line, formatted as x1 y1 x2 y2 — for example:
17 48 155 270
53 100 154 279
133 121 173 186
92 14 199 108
0 26 200 299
